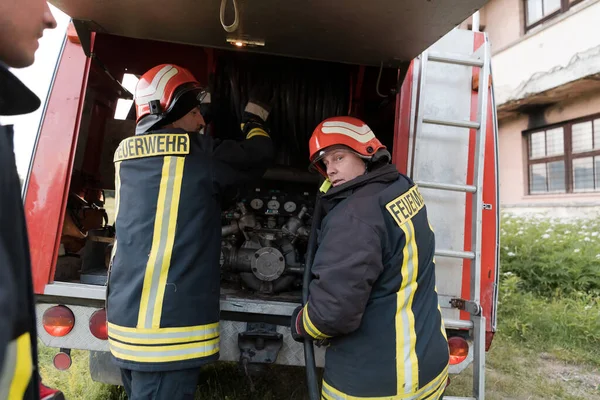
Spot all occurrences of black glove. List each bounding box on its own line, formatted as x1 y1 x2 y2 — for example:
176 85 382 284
243 82 272 125
290 305 304 343
199 74 214 125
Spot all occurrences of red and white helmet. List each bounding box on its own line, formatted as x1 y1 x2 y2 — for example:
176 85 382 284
134 64 205 123
309 116 387 176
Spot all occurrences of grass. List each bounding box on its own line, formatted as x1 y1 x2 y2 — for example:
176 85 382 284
39 213 600 399
444 335 599 400
500 214 600 296
38 345 120 400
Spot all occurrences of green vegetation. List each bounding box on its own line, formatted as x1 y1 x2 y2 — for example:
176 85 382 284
39 214 600 399
500 214 600 296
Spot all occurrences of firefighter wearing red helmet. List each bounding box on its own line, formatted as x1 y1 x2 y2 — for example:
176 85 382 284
291 116 450 399
107 64 274 399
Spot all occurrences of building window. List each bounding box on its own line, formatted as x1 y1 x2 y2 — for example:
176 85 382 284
524 0 585 30
526 115 600 194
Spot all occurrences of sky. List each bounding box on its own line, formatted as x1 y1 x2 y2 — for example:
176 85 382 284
2 5 70 179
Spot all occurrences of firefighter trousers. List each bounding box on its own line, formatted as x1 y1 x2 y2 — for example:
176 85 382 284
120 367 201 400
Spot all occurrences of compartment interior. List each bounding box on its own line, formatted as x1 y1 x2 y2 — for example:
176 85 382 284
55 33 402 302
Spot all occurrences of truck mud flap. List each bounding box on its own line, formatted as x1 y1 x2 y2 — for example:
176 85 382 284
89 350 122 386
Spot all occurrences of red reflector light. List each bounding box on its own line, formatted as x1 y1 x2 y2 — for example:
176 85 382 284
89 309 108 340
42 306 75 337
53 351 72 370
448 336 469 365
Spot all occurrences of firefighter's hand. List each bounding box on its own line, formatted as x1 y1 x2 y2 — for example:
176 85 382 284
290 305 304 343
243 82 272 124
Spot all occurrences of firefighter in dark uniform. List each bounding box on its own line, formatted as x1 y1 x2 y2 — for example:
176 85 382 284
106 64 274 399
0 1 65 399
291 116 449 399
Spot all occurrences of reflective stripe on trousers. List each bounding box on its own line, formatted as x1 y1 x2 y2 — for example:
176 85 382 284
321 364 448 400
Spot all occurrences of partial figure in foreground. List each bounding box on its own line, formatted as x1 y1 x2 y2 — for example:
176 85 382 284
0 0 65 399
106 64 274 399
291 116 450 399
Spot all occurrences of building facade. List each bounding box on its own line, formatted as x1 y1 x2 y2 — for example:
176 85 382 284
463 0 600 217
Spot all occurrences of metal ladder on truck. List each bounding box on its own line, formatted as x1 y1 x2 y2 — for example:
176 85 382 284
411 34 492 400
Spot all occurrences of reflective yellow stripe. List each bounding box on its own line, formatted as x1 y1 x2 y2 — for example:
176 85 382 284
246 127 269 139
321 365 448 399
151 156 185 327
411 366 448 400
434 287 448 341
109 337 219 363
114 162 122 222
108 321 217 334
138 157 171 327
428 377 447 400
302 303 332 340
396 220 419 395
322 388 335 400
111 162 122 263
138 156 185 328
108 322 219 345
405 221 419 392
5 333 33 399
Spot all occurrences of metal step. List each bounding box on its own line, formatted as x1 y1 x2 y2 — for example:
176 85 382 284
443 397 477 400
435 249 475 260
428 51 484 68
423 117 480 130
443 318 474 330
416 181 477 193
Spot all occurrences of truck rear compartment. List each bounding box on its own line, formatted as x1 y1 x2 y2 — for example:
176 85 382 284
34 28 500 384
52 33 400 305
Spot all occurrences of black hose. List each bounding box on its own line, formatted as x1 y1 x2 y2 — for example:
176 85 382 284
212 53 351 167
302 192 324 400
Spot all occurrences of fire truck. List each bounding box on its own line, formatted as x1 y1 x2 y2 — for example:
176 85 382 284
24 1 499 399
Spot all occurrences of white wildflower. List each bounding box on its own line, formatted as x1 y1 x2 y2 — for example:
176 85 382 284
582 225 588 229
592 232 598 237
584 237 591 242
507 252 516 257
505 221 512 225
584 305 592 311
541 234 550 239
545 228 553 233
596 254 600 259
564 230 571 234
504 246 509 250
574 249 581 253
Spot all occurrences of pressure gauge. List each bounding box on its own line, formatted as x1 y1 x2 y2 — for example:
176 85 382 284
267 200 280 210
284 201 297 213
250 198 264 210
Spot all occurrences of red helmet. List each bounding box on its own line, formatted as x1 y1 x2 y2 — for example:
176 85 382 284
134 64 204 123
309 116 386 176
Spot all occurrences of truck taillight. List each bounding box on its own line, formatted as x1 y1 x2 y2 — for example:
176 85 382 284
42 306 75 337
53 349 72 371
89 309 108 340
448 336 469 365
